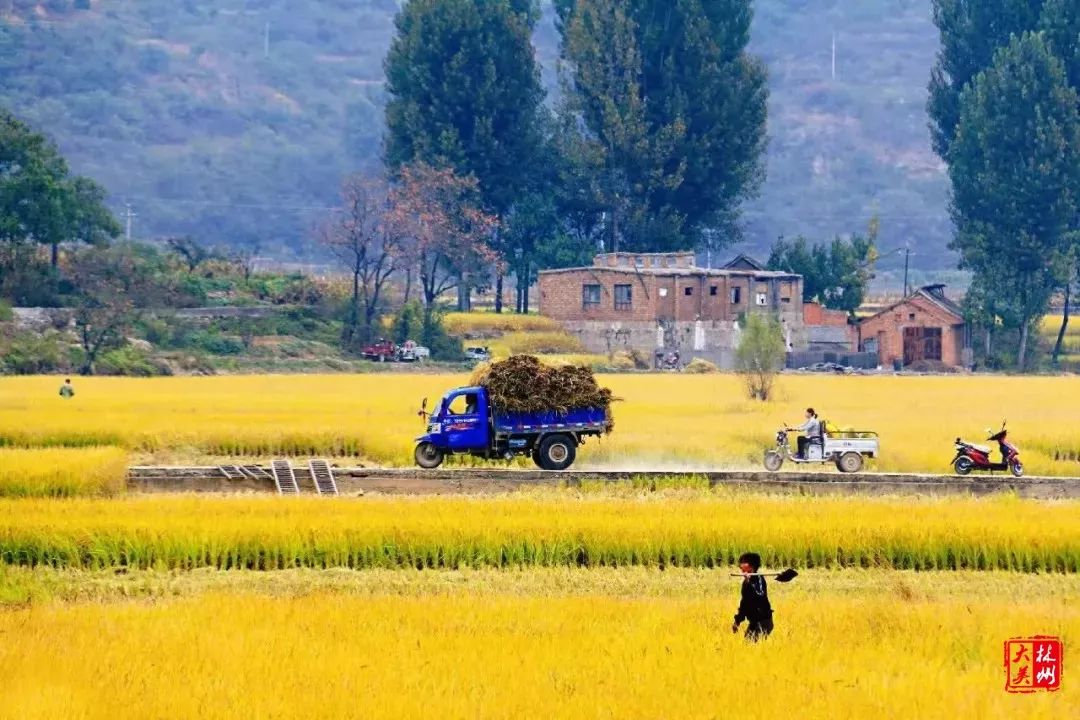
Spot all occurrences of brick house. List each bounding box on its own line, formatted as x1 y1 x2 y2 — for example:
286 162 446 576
858 284 970 368
803 302 857 351
537 252 805 368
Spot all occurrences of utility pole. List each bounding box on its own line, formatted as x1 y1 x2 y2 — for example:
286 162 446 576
903 243 911 297
124 203 137 241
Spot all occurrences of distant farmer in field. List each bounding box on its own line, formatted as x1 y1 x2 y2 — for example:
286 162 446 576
732 552 773 641
58 378 75 399
787 407 819 458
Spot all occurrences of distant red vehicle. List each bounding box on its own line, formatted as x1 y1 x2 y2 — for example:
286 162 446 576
361 338 396 362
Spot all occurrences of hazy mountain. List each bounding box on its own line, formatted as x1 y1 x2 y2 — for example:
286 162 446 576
0 0 949 269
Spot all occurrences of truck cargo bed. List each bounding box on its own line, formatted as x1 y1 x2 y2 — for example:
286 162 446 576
494 407 608 434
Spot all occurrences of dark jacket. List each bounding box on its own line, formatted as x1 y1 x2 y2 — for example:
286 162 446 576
734 575 772 623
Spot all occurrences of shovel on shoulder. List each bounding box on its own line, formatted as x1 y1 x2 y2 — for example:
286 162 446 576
729 568 799 583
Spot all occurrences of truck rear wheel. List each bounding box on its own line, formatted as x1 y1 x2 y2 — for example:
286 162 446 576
537 434 576 471
414 442 444 469
838 451 863 473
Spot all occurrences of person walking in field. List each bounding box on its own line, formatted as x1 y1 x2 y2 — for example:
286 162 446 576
732 552 773 641
58 378 75 399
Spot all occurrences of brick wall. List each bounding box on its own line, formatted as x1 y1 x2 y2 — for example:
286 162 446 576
538 266 808 363
539 270 803 325
538 269 660 322
804 302 856 350
804 302 848 326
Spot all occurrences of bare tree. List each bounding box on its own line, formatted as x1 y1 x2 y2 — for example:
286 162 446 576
317 175 402 348
390 163 498 315
231 239 262 281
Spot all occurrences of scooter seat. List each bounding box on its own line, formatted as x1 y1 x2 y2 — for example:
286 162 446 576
963 443 990 454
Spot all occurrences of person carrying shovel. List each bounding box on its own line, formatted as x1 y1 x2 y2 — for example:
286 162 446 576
731 552 797 641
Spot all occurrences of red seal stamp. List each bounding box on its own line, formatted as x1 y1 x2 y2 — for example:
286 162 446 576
1004 636 1062 693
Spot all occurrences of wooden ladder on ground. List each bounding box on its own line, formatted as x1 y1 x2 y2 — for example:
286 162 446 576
308 459 338 496
239 465 273 482
271 459 299 495
219 465 244 480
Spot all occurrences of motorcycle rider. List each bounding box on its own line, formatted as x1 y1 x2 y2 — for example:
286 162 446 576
787 407 820 459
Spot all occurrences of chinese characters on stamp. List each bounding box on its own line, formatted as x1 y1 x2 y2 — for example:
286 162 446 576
1004 636 1062 693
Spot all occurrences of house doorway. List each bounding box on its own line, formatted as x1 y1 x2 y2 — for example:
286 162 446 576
903 327 942 365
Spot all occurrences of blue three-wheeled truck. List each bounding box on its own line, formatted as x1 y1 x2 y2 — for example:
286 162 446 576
414 385 609 470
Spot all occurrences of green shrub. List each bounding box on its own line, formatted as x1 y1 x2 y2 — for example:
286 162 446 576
189 329 244 355
97 346 170 377
246 275 324 305
1 332 65 374
393 301 424 345
423 310 463 362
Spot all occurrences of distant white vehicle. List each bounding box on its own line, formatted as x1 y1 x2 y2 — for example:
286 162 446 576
464 346 491 362
396 341 430 362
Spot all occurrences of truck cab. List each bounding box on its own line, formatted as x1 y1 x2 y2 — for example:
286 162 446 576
414 385 608 471
421 386 490 453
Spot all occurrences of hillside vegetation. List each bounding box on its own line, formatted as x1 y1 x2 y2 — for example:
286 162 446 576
0 0 947 264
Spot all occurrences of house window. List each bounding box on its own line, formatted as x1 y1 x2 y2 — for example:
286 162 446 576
781 297 791 303
582 284 601 310
614 284 632 310
710 286 718 296
730 287 741 304
756 292 768 306
684 287 693 296
909 313 916 321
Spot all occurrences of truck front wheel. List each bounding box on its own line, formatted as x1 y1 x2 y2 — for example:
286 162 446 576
414 442 444 469
537 434 576 471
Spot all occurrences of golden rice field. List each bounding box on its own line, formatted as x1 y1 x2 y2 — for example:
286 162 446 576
1 373 1080 474
443 311 563 335
2 493 1077 572
0 447 127 497
0 567 1075 719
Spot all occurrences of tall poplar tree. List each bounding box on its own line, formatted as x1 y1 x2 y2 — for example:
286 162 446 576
948 32 1080 368
928 0 1047 159
556 0 767 252
384 0 545 309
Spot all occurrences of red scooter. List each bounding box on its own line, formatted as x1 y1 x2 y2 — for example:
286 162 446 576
952 421 1023 477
